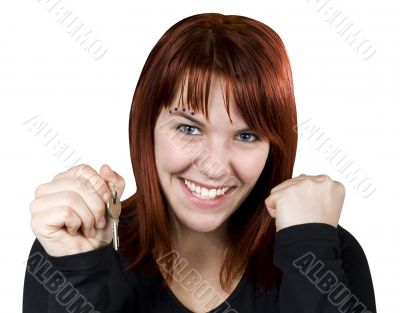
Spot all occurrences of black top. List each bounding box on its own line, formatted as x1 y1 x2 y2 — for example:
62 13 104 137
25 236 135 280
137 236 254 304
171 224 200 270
22 223 377 313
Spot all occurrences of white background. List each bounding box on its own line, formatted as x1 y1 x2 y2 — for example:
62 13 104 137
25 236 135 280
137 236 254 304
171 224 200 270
1 0 399 311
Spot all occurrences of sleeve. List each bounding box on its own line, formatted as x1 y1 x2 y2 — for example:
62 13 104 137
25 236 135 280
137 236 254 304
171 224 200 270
22 238 137 313
272 223 376 313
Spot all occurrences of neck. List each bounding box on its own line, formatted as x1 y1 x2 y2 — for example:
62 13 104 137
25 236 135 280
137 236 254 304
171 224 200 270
169 210 229 272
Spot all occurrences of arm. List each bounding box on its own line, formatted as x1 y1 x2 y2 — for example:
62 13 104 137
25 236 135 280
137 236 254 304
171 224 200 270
272 223 376 313
22 238 137 313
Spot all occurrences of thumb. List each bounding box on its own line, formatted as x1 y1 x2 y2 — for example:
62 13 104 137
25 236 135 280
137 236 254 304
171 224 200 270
99 164 125 200
265 193 277 218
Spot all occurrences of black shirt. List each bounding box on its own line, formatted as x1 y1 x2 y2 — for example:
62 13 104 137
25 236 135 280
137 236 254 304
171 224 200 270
22 223 377 312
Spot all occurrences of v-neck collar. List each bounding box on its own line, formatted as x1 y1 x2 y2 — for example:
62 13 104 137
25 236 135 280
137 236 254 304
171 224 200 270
161 270 247 313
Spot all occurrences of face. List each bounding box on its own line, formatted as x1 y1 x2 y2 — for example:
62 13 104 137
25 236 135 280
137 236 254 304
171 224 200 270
154 75 270 236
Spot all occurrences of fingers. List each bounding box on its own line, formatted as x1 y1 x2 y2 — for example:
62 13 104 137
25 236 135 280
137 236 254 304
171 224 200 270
30 163 125 240
266 180 302 218
266 174 340 219
267 174 316 215
34 177 106 230
31 206 83 237
53 164 112 203
30 191 96 238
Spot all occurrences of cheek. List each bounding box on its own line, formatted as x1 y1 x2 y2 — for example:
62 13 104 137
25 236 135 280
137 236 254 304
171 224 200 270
234 147 269 184
154 128 194 173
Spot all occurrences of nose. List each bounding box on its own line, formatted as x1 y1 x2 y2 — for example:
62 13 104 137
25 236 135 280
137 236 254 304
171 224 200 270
193 136 238 187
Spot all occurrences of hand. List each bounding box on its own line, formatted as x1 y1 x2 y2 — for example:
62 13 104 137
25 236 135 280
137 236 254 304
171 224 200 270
265 174 345 232
29 163 125 257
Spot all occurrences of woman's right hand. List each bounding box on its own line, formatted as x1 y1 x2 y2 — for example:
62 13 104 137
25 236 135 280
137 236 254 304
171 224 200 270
29 163 125 257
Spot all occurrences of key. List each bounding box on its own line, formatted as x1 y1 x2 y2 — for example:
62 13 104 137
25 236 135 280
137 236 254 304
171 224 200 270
108 194 121 251
106 181 121 251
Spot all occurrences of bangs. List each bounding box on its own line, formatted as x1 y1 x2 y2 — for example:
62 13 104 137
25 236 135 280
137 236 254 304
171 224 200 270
166 68 233 123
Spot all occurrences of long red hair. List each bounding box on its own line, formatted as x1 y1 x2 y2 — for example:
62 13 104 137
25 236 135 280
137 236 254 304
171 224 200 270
119 12 297 293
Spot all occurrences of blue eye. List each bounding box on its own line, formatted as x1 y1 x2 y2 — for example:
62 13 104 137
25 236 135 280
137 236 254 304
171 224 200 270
176 124 259 143
177 124 200 135
238 133 259 142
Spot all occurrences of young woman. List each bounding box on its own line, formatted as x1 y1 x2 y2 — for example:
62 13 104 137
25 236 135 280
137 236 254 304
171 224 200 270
23 13 376 313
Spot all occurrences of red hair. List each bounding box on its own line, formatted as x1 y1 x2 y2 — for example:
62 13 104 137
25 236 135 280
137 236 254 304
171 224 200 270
119 12 297 293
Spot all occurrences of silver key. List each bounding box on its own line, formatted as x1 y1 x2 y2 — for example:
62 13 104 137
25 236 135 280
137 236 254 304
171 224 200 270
106 182 121 251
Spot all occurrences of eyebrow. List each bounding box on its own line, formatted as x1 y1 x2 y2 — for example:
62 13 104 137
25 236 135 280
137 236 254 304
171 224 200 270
170 111 255 133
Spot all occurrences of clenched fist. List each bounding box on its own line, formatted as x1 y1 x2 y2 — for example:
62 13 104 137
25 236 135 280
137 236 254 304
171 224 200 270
29 163 125 257
265 174 345 232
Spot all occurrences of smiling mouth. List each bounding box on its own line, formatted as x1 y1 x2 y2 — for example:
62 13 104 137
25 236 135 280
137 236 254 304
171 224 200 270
179 177 236 200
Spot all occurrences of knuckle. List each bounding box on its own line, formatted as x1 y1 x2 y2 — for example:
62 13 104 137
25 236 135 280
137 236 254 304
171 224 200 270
30 217 38 233
52 172 63 181
318 174 330 181
70 163 92 178
83 215 95 229
90 202 104 217
334 181 346 193
30 215 43 235
92 212 103 224
64 192 81 207
60 206 74 220
34 183 45 198
91 175 107 194
74 176 91 192
77 163 91 175
75 163 90 171
29 199 36 214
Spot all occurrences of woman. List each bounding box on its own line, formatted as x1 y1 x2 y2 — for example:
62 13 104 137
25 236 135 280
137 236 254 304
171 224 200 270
23 13 376 313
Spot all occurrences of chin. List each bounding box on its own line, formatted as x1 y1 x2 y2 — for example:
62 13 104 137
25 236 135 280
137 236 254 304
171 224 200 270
175 213 226 233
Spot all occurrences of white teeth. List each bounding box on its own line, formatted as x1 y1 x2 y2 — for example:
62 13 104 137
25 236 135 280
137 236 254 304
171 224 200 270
208 189 217 197
183 179 231 199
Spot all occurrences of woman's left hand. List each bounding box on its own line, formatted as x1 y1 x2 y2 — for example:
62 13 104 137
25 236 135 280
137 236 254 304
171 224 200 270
265 174 346 232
